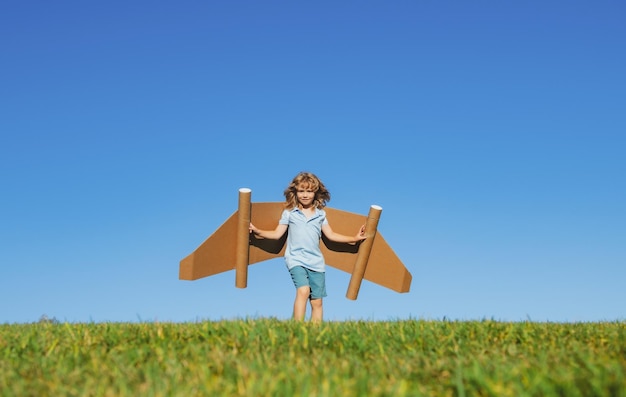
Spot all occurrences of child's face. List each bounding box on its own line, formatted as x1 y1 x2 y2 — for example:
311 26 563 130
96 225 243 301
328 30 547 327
296 183 316 207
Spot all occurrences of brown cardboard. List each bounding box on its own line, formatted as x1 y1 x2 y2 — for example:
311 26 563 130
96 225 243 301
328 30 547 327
345 205 382 300
235 188 251 288
179 196 412 298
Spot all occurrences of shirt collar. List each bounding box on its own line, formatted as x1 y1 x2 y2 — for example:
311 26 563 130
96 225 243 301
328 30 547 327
291 206 323 218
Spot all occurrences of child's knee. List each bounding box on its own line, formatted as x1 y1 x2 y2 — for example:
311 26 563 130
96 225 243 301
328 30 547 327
310 298 323 309
296 286 310 299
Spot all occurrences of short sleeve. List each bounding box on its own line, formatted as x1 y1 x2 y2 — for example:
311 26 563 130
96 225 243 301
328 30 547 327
279 209 290 225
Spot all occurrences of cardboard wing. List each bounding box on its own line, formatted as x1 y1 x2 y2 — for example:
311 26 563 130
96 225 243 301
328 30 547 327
179 191 412 299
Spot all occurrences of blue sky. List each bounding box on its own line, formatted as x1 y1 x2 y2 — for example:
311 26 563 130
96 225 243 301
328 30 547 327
1 1 624 323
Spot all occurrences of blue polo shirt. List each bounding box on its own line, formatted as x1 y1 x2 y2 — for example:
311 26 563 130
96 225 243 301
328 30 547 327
279 207 328 272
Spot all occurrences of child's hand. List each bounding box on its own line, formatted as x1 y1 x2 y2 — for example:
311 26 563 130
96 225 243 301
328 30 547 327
356 224 367 241
249 223 258 234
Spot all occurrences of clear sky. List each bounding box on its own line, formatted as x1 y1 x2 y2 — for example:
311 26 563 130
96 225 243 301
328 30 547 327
1 1 624 323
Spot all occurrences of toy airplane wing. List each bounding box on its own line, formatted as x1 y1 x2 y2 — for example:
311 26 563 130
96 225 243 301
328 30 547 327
179 189 412 299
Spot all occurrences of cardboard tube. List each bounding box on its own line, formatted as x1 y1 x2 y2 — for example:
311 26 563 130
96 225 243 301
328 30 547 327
235 188 251 288
346 205 382 300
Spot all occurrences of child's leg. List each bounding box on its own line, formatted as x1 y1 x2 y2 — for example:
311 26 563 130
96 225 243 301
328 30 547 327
293 286 310 321
308 270 326 322
309 298 323 323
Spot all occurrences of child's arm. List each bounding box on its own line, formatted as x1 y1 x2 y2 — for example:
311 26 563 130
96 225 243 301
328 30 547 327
322 223 367 244
249 223 288 240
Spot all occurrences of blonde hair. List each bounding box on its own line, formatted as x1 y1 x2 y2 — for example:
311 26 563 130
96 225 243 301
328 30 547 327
283 172 330 210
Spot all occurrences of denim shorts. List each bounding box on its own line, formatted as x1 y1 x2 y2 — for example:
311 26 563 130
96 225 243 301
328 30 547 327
288 266 327 299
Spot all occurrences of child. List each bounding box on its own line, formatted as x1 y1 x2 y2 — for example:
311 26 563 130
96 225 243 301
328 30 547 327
249 172 367 322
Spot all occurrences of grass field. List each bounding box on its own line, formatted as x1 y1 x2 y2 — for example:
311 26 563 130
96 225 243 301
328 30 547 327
1 319 625 396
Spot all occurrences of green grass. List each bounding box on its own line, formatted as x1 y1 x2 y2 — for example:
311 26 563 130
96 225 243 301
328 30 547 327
1 319 625 396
